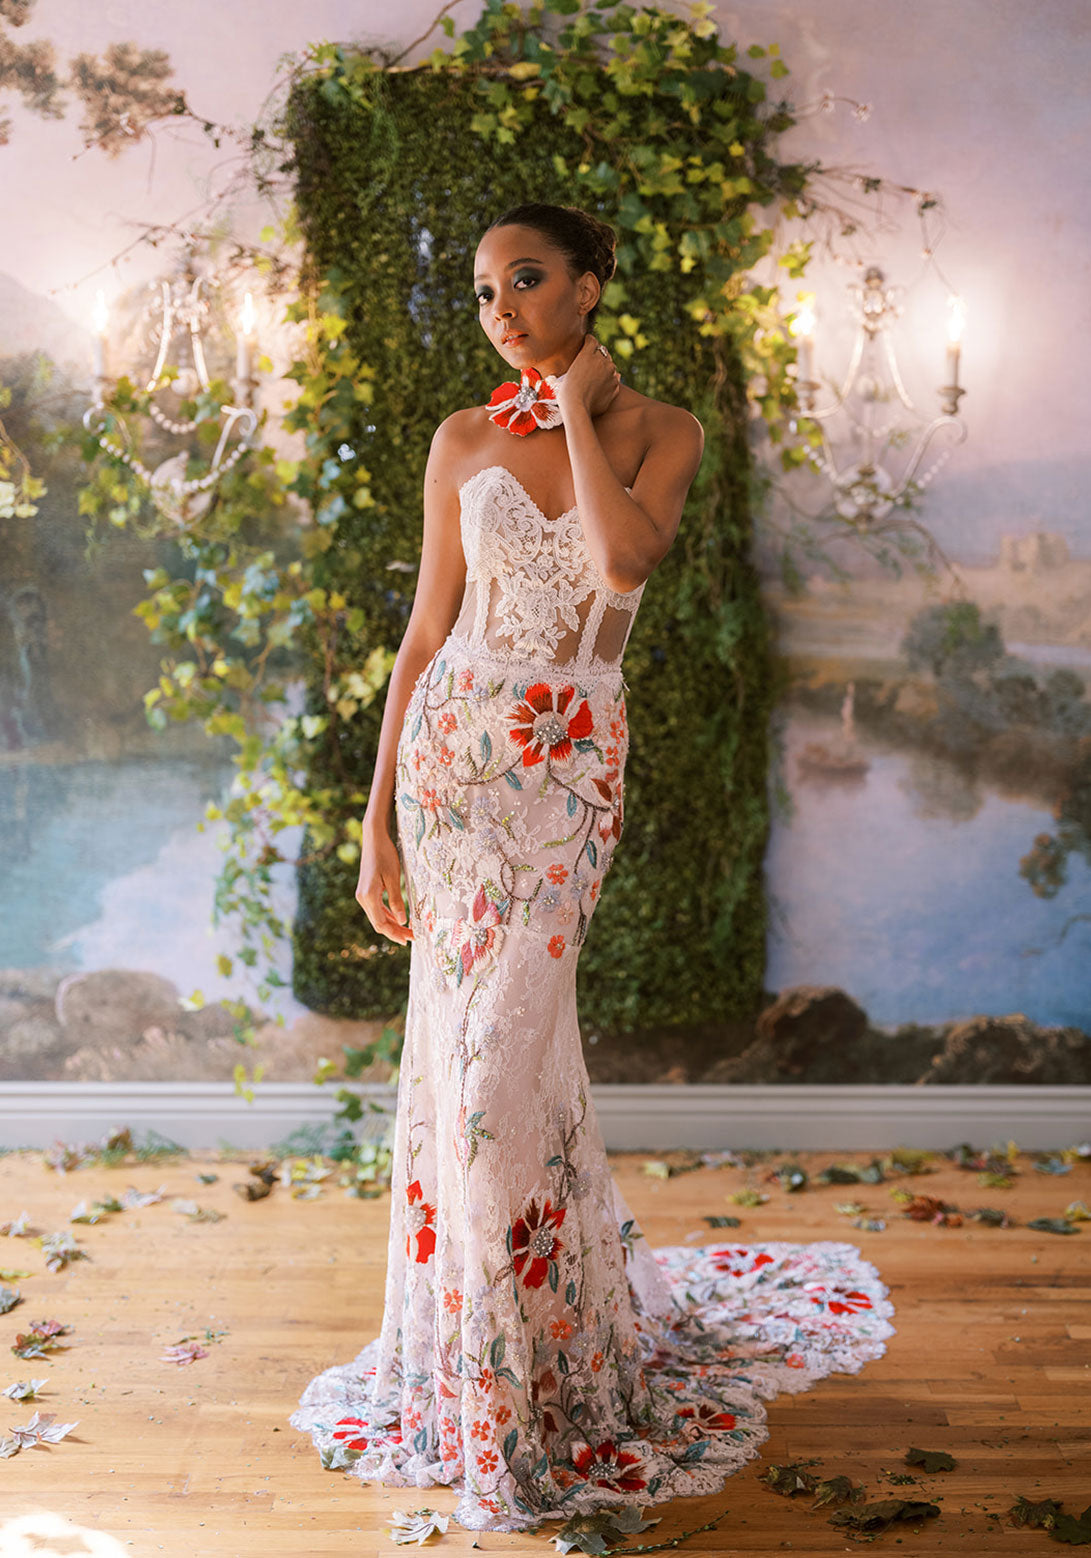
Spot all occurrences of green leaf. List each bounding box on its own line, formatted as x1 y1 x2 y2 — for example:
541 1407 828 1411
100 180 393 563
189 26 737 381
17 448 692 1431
905 1446 956 1472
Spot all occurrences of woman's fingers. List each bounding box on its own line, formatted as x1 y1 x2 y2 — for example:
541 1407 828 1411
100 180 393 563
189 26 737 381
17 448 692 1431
355 872 413 944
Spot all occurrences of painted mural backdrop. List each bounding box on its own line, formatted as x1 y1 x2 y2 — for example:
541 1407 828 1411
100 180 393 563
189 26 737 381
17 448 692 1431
1 0 1088 1086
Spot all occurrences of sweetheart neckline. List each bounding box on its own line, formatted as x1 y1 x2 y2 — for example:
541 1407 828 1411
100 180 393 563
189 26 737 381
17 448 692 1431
458 464 578 527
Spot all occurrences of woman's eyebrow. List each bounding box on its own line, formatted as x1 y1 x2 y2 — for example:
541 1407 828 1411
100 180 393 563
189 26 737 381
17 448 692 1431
473 258 544 281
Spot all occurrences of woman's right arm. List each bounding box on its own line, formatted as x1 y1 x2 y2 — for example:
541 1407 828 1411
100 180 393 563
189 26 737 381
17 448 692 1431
354 414 470 944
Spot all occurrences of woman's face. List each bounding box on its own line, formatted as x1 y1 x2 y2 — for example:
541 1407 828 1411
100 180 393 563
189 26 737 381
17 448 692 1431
473 223 599 377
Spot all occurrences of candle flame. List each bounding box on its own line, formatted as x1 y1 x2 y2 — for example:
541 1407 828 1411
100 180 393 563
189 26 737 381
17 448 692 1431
789 293 816 339
240 290 256 338
92 289 109 337
946 294 965 345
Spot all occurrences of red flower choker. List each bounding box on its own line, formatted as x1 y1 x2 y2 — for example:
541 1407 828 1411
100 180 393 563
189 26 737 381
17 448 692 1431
486 367 564 436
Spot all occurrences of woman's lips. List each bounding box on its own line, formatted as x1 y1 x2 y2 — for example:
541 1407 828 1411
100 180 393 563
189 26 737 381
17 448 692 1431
502 332 527 346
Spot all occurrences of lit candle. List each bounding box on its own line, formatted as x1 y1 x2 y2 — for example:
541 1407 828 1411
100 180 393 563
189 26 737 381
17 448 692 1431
945 294 964 387
792 293 817 383
92 289 109 380
236 290 256 383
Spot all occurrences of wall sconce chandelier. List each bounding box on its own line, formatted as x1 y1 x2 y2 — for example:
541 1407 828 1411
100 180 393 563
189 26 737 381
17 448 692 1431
788 265 967 525
84 253 259 526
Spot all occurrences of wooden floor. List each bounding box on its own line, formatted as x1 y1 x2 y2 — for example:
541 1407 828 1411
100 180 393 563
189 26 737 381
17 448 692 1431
0 1139 1087 1556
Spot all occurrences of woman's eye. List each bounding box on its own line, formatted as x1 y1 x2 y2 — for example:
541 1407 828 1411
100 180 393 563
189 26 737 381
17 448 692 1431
475 290 492 305
514 274 539 289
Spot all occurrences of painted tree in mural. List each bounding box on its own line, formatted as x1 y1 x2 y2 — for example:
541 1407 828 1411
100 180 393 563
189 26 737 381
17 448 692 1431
0 0 185 151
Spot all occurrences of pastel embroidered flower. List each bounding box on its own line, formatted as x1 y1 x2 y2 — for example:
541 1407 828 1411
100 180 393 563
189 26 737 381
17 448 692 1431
511 1196 566 1287
570 1438 647 1492
457 668 474 692
406 1180 436 1264
455 886 503 976
486 367 563 436
508 683 593 766
548 935 565 959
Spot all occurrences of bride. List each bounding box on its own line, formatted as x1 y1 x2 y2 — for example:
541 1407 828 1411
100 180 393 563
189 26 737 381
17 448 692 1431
289 202 894 1534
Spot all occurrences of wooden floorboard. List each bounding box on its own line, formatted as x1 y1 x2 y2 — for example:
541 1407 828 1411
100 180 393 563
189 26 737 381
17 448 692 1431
1 1141 1087 1555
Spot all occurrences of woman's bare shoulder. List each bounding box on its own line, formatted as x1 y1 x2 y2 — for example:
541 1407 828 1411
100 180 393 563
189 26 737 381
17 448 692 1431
429 406 497 485
614 386 704 469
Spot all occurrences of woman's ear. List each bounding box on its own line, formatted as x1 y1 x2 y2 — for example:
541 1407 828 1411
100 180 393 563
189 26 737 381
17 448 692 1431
577 271 601 319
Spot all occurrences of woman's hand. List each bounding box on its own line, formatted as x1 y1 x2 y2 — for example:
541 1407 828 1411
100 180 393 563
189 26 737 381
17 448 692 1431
555 334 621 421
355 824 413 945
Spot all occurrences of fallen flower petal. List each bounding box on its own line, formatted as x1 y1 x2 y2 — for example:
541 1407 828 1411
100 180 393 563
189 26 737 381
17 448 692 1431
3 1379 48 1400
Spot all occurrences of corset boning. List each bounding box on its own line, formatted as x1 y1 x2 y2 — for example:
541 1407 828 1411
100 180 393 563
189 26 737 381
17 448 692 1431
450 464 646 673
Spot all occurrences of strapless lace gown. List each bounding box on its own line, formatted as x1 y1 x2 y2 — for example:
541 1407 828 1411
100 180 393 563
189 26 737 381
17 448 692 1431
289 464 895 1533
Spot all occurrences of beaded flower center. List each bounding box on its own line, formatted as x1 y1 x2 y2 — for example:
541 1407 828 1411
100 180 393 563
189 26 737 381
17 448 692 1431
533 712 568 747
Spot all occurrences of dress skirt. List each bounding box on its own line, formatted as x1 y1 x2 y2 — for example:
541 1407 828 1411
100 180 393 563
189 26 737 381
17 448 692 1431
289 631 896 1533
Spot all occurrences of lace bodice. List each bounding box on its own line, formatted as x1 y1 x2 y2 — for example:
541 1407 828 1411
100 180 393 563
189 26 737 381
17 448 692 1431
451 464 645 672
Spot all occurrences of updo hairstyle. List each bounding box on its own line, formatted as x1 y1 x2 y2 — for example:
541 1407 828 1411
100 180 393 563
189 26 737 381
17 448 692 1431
486 203 617 326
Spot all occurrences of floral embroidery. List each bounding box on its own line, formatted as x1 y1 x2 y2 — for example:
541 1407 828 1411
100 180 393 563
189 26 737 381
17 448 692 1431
804 1283 874 1316
405 1180 436 1264
331 1416 369 1451
454 887 503 979
508 682 594 767
510 1196 566 1288
570 1438 648 1492
486 367 563 436
290 465 895 1534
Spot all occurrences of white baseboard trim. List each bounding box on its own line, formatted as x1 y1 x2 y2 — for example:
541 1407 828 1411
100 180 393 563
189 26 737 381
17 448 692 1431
0 1081 1087 1152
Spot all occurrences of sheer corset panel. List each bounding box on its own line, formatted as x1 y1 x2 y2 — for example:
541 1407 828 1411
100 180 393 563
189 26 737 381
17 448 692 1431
451 465 645 672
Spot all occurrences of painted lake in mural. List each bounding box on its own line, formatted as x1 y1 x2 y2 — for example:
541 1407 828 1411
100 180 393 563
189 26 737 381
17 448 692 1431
766 712 1091 1030
0 755 303 1017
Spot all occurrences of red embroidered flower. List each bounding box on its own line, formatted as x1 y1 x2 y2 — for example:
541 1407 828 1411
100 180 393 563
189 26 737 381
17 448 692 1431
509 683 593 766
592 774 622 841
406 1179 436 1263
477 1448 499 1473
677 1402 737 1430
709 1247 776 1278
570 1438 647 1492
511 1196 566 1287
456 886 503 976
547 934 565 959
442 1288 462 1313
437 711 458 734
332 1416 370 1451
486 367 562 436
805 1283 873 1315
546 863 568 884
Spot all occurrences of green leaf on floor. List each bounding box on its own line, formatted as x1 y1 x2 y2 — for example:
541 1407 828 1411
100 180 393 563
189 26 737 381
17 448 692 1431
389 1507 450 1545
759 1459 822 1495
1026 1216 1082 1235
552 1506 659 1554
812 1473 867 1506
905 1446 956 1471
828 1497 941 1533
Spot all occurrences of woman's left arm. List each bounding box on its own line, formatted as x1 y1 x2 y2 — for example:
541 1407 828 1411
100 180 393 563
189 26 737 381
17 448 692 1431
559 336 704 593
